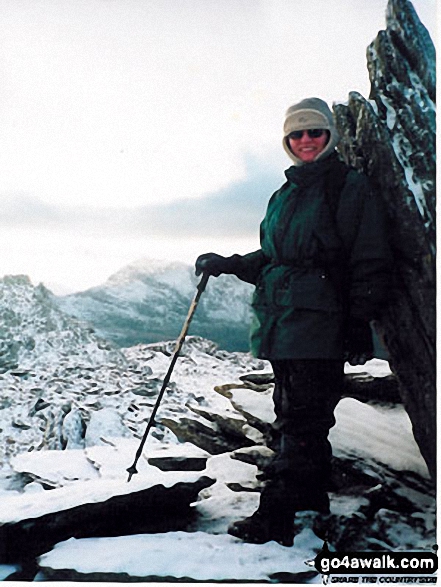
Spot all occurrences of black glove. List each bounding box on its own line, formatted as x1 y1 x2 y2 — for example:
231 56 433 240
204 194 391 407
344 318 374 366
195 253 238 278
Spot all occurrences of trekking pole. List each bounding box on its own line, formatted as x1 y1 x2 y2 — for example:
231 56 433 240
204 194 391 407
127 272 210 482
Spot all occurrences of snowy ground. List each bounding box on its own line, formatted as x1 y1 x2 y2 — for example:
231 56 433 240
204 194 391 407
0 337 434 583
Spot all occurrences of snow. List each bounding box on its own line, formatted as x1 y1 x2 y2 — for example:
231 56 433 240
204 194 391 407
370 33 435 229
0 278 434 582
345 358 391 377
224 385 275 423
4 382 429 581
379 70 434 227
380 95 397 130
16 5 434 580
84 407 129 446
331 398 428 478
38 530 324 582
0 565 19 581
391 132 429 220
107 258 196 295
11 448 99 486
403 165 427 218
0 464 205 526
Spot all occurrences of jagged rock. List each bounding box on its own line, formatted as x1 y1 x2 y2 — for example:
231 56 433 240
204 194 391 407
187 403 264 446
214 382 274 439
159 414 255 455
214 382 270 397
330 398 430 480
371 507 436 550
327 496 436 552
358 483 419 517
0 338 20 373
333 0 436 480
330 455 384 493
28 397 51 416
11 448 99 488
324 448 435 551
61 408 86 449
144 336 222 358
129 377 164 396
0 275 125 373
0 260 435 574
237 366 401 406
147 456 208 472
230 445 275 471
239 372 274 386
343 372 401 404
84 408 130 447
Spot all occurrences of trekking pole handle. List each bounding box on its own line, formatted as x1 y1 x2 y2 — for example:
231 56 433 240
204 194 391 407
197 271 210 293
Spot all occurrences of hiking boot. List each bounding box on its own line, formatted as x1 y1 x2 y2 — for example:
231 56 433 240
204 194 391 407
312 511 332 541
295 491 330 515
228 509 295 547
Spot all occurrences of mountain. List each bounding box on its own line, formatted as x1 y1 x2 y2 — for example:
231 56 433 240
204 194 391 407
0 275 124 375
57 259 254 351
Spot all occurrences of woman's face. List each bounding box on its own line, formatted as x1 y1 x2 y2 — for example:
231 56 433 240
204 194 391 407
287 129 329 163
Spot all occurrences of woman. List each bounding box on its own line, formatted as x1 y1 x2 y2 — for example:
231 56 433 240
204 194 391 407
195 97 391 547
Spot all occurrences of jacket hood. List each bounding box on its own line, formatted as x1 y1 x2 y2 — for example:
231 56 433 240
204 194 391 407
282 97 340 166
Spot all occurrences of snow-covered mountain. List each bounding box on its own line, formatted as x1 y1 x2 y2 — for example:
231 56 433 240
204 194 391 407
0 275 124 374
57 259 254 351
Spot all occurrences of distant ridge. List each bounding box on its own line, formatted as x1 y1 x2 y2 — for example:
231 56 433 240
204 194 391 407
57 259 254 351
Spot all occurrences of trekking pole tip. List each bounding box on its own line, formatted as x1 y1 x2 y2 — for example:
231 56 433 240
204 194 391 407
126 464 138 483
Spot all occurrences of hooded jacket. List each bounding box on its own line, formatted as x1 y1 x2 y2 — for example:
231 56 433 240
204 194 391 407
230 152 391 360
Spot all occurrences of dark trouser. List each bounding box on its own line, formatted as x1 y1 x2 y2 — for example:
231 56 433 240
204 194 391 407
263 359 344 512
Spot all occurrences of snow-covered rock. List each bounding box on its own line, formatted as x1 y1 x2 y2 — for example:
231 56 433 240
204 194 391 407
334 0 436 480
1 446 214 563
0 275 124 373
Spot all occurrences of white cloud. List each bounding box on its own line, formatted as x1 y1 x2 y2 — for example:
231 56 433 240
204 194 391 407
0 0 435 289
0 0 399 209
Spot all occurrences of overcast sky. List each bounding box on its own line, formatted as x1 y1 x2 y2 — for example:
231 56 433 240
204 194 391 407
0 0 436 293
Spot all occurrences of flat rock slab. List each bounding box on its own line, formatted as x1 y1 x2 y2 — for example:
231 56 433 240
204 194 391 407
147 456 208 471
1 474 214 563
1 441 214 562
38 530 323 582
10 438 210 485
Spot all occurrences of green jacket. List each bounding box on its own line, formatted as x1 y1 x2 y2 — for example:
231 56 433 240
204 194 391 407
233 153 391 360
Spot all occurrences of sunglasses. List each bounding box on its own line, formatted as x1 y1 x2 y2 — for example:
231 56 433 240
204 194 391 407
287 129 327 140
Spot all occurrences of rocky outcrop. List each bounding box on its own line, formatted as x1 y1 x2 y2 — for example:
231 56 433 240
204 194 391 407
1 344 434 580
333 0 436 480
0 274 124 374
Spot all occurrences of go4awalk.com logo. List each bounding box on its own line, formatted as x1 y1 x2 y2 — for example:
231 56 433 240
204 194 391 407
313 543 438 582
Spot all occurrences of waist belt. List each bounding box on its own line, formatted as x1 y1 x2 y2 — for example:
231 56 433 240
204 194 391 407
269 258 323 269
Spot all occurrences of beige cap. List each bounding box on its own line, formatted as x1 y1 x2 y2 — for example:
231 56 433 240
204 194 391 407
283 97 340 166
